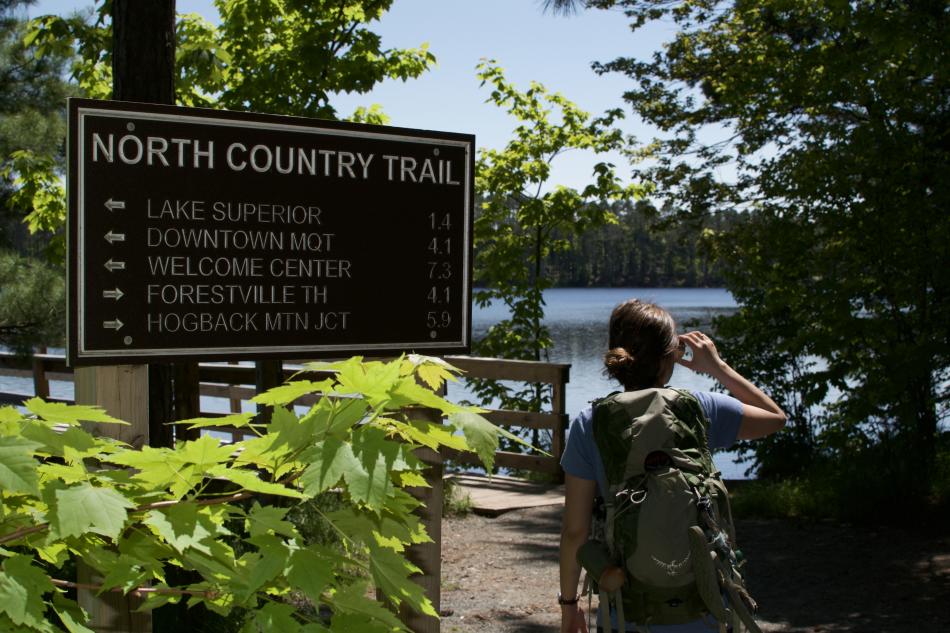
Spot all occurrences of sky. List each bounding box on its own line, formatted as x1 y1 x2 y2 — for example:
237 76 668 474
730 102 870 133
27 0 671 190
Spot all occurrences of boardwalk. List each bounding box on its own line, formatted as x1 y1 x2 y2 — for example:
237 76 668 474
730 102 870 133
450 474 564 517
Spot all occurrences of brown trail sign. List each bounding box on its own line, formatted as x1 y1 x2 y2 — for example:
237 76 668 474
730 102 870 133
68 99 474 365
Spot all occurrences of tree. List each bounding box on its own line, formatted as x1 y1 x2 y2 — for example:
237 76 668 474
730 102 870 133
0 251 64 353
0 0 74 257
471 60 644 447
0 1 75 352
586 0 949 504
543 199 733 287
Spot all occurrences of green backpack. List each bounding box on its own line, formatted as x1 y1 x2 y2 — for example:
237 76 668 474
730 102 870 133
577 388 762 633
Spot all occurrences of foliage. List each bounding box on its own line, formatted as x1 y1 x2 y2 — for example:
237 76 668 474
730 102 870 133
440 478 472 518
587 0 950 497
543 199 732 287
11 0 434 258
0 0 76 258
471 60 646 444
730 432 950 525
1 150 65 263
728 479 834 522
0 355 504 632
0 250 65 354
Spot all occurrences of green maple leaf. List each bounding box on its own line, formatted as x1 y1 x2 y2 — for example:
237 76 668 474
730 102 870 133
334 358 402 407
34 542 69 567
52 591 94 633
245 502 296 538
0 436 41 496
397 471 428 488
177 434 236 471
331 580 408 632
21 424 99 463
252 379 333 406
286 546 335 603
327 504 430 553
0 555 54 628
391 418 469 452
175 412 255 430
347 427 405 510
143 503 223 555
299 437 363 497
370 545 437 617
0 614 37 632
447 411 499 471
37 462 89 484
51 483 135 540
208 465 305 499
0 406 22 425
237 534 290 601
243 602 300 633
182 539 238 582
330 613 395 633
98 554 149 593
415 361 457 391
325 397 370 437
263 405 322 453
23 398 124 426
232 432 291 473
107 446 198 498
388 378 462 413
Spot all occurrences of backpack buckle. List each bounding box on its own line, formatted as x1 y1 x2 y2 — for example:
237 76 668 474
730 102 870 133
616 487 647 505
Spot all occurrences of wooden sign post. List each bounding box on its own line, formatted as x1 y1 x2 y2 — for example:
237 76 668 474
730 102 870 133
72 3 175 632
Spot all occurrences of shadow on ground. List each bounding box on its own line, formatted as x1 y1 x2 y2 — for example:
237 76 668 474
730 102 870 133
441 505 950 633
738 518 949 633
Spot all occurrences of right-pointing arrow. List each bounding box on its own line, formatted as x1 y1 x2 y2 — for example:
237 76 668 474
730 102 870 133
104 198 125 212
102 288 124 301
103 319 124 331
104 259 125 272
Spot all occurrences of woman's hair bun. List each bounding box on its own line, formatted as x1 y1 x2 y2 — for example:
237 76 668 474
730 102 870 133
604 347 636 376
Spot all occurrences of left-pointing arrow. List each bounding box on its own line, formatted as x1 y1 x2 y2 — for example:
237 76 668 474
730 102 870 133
103 319 124 331
104 231 126 244
104 198 125 211
102 288 124 301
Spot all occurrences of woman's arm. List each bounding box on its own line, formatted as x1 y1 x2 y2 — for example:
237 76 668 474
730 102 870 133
560 474 596 633
677 331 787 440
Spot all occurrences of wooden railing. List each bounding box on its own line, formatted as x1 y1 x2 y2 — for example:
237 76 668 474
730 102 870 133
0 352 570 476
442 356 569 477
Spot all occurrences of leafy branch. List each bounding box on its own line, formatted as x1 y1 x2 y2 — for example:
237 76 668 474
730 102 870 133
0 355 506 633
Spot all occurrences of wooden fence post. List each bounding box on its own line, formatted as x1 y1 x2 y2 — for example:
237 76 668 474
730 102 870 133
400 404 443 633
74 366 151 632
551 364 569 483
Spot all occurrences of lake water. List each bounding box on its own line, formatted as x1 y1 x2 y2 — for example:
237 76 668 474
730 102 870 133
0 287 750 477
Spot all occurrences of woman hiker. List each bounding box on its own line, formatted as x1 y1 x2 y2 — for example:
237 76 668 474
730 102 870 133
559 299 787 632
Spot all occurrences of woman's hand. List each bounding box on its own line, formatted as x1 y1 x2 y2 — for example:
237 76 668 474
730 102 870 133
676 331 726 378
561 604 589 633
677 330 788 437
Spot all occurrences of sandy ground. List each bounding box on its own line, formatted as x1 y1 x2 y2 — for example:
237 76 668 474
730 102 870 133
439 505 950 633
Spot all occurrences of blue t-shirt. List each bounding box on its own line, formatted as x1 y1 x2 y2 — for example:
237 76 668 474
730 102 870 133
560 390 744 632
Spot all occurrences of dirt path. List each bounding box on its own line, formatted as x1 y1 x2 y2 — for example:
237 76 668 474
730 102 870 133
439 505 949 633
